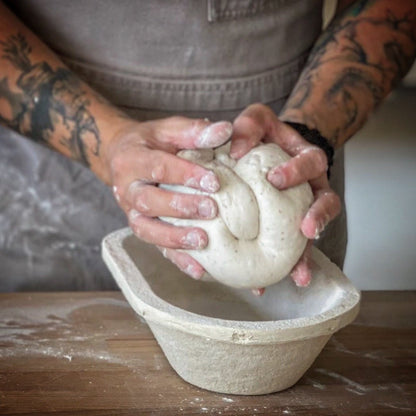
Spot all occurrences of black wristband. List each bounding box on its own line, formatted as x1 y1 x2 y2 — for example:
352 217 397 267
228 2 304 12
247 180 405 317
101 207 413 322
284 121 334 178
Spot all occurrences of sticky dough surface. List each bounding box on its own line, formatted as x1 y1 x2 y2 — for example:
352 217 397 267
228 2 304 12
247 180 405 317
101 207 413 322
162 143 313 289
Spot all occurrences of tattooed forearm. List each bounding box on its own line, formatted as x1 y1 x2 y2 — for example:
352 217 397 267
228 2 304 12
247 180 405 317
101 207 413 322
280 0 416 148
0 33 100 166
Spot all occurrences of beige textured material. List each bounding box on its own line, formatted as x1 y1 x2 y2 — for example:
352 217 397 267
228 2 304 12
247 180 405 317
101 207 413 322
102 229 360 395
162 143 314 289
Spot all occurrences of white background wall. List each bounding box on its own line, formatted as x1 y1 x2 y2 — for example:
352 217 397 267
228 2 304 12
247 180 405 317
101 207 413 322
343 86 416 290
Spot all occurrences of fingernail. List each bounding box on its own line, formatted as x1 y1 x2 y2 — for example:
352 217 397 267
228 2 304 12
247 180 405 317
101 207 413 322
182 230 207 249
251 288 265 296
229 139 246 159
215 121 233 143
128 209 141 223
197 121 232 148
268 170 285 189
296 279 311 288
198 199 217 219
200 171 220 193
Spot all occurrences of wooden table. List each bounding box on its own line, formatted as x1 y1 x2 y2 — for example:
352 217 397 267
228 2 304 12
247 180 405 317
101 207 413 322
0 291 415 415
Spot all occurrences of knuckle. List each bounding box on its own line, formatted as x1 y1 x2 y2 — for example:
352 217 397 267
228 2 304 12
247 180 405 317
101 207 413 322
169 194 197 217
109 153 124 175
135 189 151 214
166 115 184 124
165 115 189 128
331 194 342 215
285 160 302 182
299 147 328 177
167 232 183 249
127 182 155 214
323 190 341 215
130 222 143 238
311 147 328 173
151 163 166 182
248 102 268 113
237 114 261 132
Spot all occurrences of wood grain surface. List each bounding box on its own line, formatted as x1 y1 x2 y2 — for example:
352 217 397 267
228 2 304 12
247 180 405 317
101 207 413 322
0 291 415 415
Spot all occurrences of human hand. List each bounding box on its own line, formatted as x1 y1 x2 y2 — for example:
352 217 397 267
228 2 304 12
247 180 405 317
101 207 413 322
104 116 233 278
230 104 341 288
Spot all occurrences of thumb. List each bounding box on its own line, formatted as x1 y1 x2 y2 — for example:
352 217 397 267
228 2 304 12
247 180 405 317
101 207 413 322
194 120 233 149
155 117 233 149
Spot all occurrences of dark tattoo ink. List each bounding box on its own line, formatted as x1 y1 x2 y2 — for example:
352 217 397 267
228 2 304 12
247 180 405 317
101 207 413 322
349 0 372 17
282 3 416 145
0 33 100 166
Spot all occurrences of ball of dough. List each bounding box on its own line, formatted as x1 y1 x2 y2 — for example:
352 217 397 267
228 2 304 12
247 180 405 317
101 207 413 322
162 143 313 289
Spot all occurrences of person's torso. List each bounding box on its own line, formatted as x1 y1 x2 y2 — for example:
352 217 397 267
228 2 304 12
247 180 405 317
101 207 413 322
1 1 349 293
7 0 323 113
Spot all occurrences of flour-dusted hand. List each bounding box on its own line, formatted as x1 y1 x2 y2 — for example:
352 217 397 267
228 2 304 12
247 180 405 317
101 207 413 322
104 116 232 277
230 104 341 287
161 143 314 290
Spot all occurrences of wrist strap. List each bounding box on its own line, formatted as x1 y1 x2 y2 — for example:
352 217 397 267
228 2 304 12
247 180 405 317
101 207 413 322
284 121 334 178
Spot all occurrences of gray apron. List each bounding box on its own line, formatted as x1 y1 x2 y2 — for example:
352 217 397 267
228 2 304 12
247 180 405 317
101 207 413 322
0 0 346 291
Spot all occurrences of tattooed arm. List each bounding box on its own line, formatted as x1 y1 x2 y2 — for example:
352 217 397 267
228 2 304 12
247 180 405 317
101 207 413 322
0 3 233 279
279 0 416 148
230 0 416 286
0 8 127 183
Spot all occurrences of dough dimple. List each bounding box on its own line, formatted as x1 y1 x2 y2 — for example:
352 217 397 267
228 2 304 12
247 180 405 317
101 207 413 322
162 143 314 289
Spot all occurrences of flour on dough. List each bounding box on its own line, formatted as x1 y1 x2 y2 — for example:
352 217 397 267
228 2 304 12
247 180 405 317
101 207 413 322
162 143 313 289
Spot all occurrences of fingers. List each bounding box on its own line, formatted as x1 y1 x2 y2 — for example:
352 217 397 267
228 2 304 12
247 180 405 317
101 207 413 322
290 241 313 287
107 116 234 278
290 173 340 287
107 117 230 256
230 104 329 194
153 117 233 149
125 183 214 258
267 146 328 189
159 247 206 280
128 209 208 250
194 120 233 148
160 246 267 295
110 117 234 206
301 176 341 240
230 103 275 159
228 111 329 190
125 181 218 219
111 148 221 212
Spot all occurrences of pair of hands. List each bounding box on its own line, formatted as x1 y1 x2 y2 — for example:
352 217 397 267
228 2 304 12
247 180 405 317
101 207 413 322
105 104 341 291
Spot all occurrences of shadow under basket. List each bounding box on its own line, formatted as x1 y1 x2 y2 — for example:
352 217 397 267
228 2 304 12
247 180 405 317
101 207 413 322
102 228 360 395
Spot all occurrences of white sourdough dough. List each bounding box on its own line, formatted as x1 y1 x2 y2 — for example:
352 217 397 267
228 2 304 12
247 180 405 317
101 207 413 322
162 143 313 289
